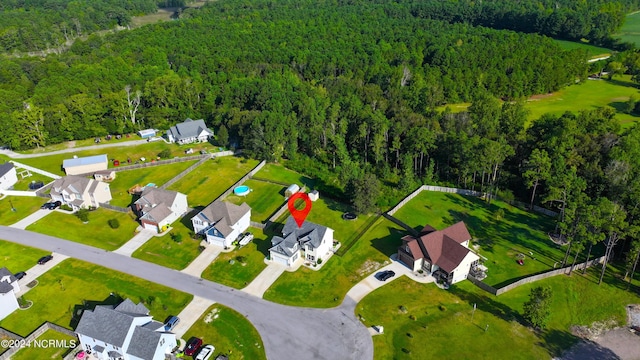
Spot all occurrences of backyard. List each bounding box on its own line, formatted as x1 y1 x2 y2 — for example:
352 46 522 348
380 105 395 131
252 163 316 188
168 156 259 208
26 209 139 251
0 239 49 274
392 191 563 287
10 173 54 191
0 196 47 225
183 303 266 360
9 329 77 360
0 259 192 336
201 227 269 289
225 179 285 222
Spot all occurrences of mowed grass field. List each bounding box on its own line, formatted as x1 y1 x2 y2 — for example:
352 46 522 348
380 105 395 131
10 329 77 360
168 156 259 208
225 179 285 222
0 260 192 336
553 39 611 58
392 192 560 287
0 239 49 274
0 196 47 225
615 11 640 46
253 163 316 188
26 209 139 251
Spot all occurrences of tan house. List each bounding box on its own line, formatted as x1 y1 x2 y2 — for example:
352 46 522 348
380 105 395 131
63 154 108 175
50 176 112 210
94 170 116 182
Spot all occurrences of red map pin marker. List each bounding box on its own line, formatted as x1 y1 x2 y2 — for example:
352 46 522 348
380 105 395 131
287 192 312 228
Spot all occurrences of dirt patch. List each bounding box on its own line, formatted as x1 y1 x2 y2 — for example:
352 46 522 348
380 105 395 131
528 93 556 101
66 141 76 148
355 260 385 278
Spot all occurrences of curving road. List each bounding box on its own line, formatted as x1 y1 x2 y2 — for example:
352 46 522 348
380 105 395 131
0 139 150 159
0 226 373 360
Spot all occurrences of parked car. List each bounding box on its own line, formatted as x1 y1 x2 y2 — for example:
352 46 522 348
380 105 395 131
375 270 395 281
238 232 254 247
37 255 53 265
195 345 215 360
40 201 61 210
14 271 26 280
164 316 180 331
184 337 203 356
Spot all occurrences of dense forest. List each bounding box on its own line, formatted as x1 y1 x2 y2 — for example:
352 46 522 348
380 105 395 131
1 0 640 279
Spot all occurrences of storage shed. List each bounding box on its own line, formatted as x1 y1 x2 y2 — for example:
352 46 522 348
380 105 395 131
63 154 108 175
137 129 156 139
285 184 300 198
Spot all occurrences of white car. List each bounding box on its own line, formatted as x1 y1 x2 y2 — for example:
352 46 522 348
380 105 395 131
195 344 215 360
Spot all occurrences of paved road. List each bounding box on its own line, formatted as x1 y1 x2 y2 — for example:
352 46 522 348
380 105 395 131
0 226 373 360
0 140 150 159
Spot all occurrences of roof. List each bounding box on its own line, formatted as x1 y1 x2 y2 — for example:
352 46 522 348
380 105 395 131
135 187 183 223
138 129 156 136
0 267 17 283
0 282 13 294
114 298 149 315
63 154 108 169
286 184 300 193
0 162 15 177
141 205 173 224
50 176 92 196
269 233 300 257
169 119 212 141
195 200 250 237
75 305 137 347
270 217 330 256
126 326 162 359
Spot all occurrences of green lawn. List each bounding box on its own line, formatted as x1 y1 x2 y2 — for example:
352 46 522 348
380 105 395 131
253 163 316 188
201 227 269 289
168 156 259 208
109 160 198 207
304 197 374 245
392 192 563 287
26 209 139 251
10 173 54 191
183 303 266 360
553 39 611 58
0 260 192 336
132 215 203 270
10 329 77 360
0 239 49 274
0 196 48 225
615 11 640 46
263 217 402 307
226 179 285 222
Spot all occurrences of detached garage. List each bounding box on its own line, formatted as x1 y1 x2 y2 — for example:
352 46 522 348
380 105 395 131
63 154 108 175
138 129 156 139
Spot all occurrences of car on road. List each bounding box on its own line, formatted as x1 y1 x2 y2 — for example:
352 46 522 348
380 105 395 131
164 315 180 331
40 201 61 210
375 270 395 281
14 271 26 280
184 337 203 356
37 255 53 265
195 344 215 360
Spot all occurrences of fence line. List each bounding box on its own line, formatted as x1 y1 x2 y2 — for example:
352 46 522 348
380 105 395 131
10 161 61 179
0 322 78 360
99 202 130 213
0 189 37 197
160 156 209 189
250 221 266 229
210 160 267 206
381 213 417 236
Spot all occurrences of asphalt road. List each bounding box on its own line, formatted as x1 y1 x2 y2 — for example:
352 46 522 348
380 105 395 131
0 226 373 360
0 139 150 159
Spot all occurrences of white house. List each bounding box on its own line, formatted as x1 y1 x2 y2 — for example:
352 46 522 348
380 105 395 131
0 267 20 321
50 176 112 210
0 163 17 190
62 154 108 176
397 221 480 284
191 200 251 248
75 298 176 360
167 119 213 144
133 187 188 233
269 216 333 267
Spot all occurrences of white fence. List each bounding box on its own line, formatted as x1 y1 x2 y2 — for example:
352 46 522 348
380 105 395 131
10 161 61 179
0 189 38 197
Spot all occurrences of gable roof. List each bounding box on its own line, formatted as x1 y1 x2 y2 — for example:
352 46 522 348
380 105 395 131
282 216 328 248
114 298 149 316
402 221 473 273
127 326 162 359
195 200 250 237
135 187 179 210
75 305 137 347
63 154 108 169
169 119 212 141
270 233 300 257
50 176 92 195
0 162 15 178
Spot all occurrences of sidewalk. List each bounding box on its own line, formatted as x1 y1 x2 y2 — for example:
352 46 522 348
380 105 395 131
180 243 223 277
241 263 287 298
113 229 156 256
10 209 53 229
16 252 70 297
171 296 216 338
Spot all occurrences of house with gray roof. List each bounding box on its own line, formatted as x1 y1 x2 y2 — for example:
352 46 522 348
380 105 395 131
133 187 188 233
0 162 17 190
167 118 213 145
50 175 112 210
192 200 251 248
0 267 20 321
269 216 334 267
75 298 176 360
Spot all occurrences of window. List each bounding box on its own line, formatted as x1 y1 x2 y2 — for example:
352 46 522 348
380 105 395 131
307 255 315 261
160 338 165 347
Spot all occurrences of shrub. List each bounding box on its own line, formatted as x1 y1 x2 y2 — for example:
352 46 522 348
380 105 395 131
60 204 72 211
317 258 323 264
494 208 505 221
438 305 446 311
108 218 120 229
236 256 247 263
158 149 171 159
171 233 183 243
76 208 89 222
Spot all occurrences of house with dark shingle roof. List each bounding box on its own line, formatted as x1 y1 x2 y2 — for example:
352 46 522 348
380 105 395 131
0 267 20 321
269 216 334 267
0 162 17 190
191 200 251 248
50 175 112 210
167 118 213 144
398 221 480 284
75 298 176 360
133 187 188 233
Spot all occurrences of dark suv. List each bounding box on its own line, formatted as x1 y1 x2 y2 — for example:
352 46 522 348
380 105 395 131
38 255 53 265
375 270 396 281
41 201 61 210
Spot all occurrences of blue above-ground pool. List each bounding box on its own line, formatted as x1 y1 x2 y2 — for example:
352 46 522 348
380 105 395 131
234 185 251 196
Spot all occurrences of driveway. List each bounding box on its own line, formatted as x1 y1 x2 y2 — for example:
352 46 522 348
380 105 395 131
113 229 156 256
171 296 215 338
15 252 70 297
181 243 223 277
10 208 52 229
0 226 373 360
241 263 287 298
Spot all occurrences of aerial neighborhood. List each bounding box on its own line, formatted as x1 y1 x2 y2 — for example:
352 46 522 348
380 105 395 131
2 1 640 360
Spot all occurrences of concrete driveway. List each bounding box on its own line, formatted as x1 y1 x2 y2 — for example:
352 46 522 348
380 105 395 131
0 226 374 360
181 243 223 277
10 208 52 229
113 229 156 256
171 296 215 338
16 252 70 297
241 263 286 298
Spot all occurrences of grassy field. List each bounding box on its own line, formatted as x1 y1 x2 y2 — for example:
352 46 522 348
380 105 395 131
615 11 640 46
26 209 139 251
109 160 198 207
304 197 374 244
226 179 285 222
253 163 316 188
183 303 266 360
0 239 49 274
263 217 402 307
0 196 47 225
392 192 561 287
0 260 192 336
554 39 611 58
10 173 54 191
10 329 77 360
201 227 269 289
132 215 202 270
168 156 259 208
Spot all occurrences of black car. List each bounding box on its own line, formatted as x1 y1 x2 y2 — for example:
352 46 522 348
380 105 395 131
14 271 26 280
41 201 61 210
38 255 53 265
375 270 396 281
